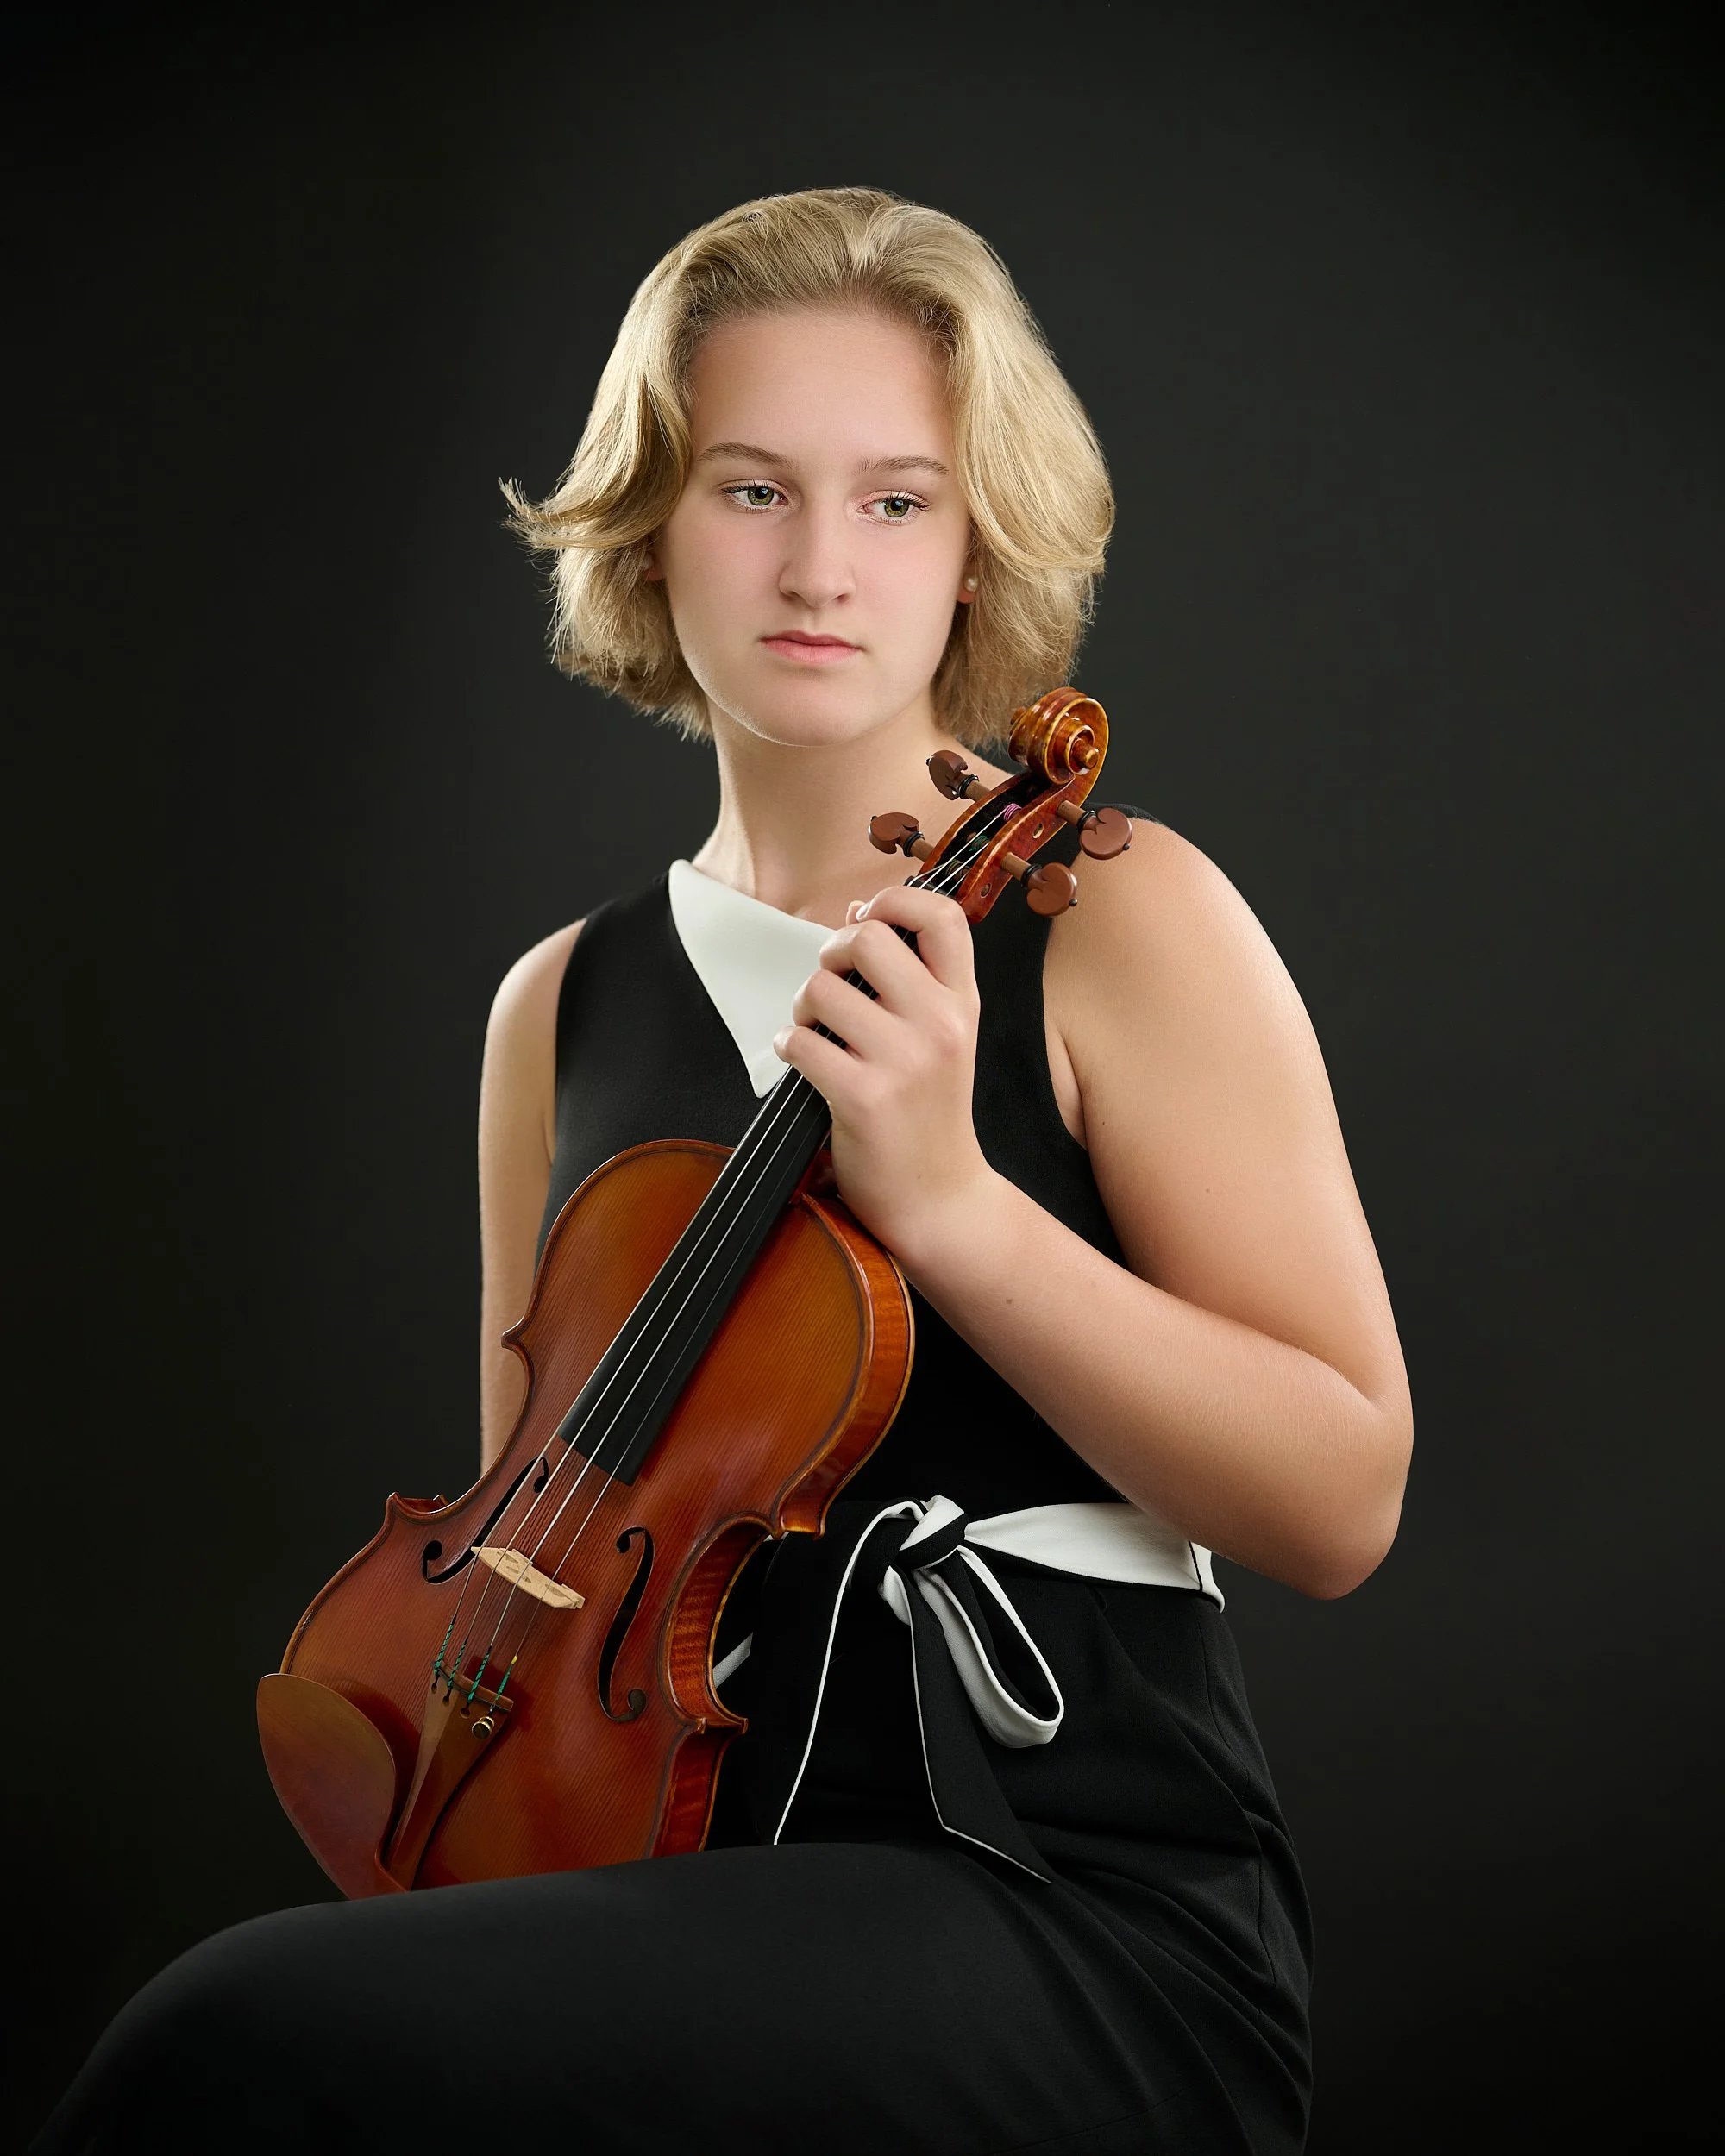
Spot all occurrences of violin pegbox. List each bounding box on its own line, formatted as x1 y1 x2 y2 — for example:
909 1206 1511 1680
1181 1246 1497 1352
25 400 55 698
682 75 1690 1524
873 687 1128 924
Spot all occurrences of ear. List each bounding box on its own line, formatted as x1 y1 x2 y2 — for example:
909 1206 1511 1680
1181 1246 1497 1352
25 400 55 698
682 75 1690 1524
642 542 664 585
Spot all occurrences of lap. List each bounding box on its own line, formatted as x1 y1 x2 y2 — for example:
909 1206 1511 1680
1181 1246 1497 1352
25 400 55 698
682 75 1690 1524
34 1840 1232 2155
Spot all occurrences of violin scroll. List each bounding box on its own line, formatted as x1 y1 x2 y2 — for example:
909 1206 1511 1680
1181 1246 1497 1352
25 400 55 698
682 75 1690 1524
1007 686 1107 787
893 687 1127 924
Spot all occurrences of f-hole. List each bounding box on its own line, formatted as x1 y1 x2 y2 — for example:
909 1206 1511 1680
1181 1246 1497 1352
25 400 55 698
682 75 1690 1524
599 1526 653 1722
422 1454 550 1583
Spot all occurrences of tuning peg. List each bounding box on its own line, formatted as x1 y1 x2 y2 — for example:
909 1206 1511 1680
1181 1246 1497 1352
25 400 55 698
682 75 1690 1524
869 811 936 862
999 851 1079 915
1055 800 1132 860
927 749 990 803
1024 859 1079 915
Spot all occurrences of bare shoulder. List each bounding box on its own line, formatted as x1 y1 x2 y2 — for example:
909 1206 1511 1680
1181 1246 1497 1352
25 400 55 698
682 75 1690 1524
1045 818 1324 1097
478 919 584 1457
480 918 586 1164
1048 818 1302 1011
488 918 586 1040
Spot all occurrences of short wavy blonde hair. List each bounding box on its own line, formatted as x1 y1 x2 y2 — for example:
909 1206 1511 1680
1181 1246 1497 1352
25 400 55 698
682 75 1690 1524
504 188 1113 747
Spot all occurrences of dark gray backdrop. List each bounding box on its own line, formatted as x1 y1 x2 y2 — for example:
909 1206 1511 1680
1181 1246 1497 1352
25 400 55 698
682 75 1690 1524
8 3 1719 2148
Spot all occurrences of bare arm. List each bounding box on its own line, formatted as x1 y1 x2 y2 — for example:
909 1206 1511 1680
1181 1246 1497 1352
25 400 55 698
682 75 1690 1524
775 825 1412 1600
476 920 581 1469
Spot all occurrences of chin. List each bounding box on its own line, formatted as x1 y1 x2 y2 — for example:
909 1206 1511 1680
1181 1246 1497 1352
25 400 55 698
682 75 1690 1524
706 666 933 751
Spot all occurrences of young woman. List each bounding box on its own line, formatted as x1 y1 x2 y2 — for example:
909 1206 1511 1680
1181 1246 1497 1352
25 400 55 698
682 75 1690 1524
36 189 1411 2155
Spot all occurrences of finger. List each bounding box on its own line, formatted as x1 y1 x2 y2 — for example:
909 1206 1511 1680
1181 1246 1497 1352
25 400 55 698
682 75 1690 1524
792 965 900 1056
773 1022 871 1107
819 915 948 1020
851 885 977 997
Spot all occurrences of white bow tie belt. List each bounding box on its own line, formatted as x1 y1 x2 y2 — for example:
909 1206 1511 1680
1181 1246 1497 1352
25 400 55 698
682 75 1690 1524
713 1495 1221 1883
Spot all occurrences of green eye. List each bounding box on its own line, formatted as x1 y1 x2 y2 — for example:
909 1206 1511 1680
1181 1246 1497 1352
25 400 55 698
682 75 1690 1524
743 484 777 507
881 495 912 518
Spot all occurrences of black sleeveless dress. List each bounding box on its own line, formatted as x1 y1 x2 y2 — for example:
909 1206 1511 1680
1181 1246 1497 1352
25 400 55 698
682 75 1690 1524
33 827 1314 2156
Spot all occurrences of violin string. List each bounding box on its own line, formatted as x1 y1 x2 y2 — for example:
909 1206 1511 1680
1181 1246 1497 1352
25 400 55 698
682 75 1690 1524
517 837 983 1555
429 1447 556 1692
441 816 1005 1689
440 1044 840 1683
442 827 998 1690
437 848 928 1682
475 835 1000 1683
442 814 1009 1695
442 712 1080 1694
484 695 1081 1623
468 1063 933 1687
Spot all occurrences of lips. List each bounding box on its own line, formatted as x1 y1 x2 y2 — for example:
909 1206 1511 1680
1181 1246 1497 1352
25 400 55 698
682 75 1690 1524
761 631 861 665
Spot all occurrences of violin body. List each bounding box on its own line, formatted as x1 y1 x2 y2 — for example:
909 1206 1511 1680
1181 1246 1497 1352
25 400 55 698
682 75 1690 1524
260 688 1116 1898
260 1138 912 1896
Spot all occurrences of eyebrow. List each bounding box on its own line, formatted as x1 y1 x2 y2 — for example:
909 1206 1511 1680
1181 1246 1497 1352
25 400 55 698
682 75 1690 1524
698 440 950 478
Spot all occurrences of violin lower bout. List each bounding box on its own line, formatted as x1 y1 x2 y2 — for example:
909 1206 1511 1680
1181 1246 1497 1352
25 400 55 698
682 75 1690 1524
259 1138 913 1896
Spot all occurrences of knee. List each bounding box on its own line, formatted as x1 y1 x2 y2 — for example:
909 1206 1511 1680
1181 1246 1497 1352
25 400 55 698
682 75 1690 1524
117 1915 289 2044
35 1908 344 2153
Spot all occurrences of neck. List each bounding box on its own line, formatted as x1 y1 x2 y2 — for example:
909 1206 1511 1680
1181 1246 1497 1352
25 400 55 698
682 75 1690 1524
690 692 1011 924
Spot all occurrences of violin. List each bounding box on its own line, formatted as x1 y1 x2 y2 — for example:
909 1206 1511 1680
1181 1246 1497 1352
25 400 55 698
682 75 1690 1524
258 687 1129 1896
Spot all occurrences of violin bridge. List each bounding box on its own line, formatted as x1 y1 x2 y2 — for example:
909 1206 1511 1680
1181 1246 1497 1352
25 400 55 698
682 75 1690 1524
474 1545 585 1610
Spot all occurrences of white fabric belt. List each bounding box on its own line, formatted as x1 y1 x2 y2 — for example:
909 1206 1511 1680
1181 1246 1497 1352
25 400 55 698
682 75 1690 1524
963 1500 1222 1607
707 1492 1216 1690
711 1499 1219 1695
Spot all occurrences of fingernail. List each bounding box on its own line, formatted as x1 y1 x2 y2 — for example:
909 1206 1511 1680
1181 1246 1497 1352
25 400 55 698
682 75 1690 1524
856 899 872 919
772 1027 792 1056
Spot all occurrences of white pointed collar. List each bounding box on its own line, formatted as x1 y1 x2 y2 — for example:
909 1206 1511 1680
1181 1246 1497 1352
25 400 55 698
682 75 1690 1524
667 859 834 1097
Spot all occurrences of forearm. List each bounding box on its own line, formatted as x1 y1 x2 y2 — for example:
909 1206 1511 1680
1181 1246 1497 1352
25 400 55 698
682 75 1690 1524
894 1168 1411 1599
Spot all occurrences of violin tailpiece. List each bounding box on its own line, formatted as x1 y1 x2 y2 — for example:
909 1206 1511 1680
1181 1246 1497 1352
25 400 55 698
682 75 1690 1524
383 1672 516 1890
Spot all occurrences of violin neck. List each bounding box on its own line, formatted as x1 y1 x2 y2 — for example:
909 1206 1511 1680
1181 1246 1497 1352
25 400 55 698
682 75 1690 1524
713 1065 835 1242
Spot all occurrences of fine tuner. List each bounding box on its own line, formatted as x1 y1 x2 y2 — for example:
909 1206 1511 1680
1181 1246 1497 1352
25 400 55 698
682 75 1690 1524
868 744 1132 918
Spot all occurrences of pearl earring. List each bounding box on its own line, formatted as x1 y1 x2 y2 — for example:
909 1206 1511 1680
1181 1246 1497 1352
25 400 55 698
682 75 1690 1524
963 573 978 591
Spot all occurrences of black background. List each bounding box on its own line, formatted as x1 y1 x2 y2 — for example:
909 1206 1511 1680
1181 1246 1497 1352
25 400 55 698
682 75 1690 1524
8 2 1720 2147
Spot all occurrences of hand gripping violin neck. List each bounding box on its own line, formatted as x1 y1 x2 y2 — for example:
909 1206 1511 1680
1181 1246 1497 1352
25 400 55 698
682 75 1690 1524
258 688 1123 1896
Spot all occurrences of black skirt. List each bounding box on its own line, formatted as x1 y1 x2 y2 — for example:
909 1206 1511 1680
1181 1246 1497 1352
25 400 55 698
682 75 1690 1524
34 1541 1310 2155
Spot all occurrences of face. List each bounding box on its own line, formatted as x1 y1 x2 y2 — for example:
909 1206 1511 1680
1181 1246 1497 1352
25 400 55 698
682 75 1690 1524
647 306 974 749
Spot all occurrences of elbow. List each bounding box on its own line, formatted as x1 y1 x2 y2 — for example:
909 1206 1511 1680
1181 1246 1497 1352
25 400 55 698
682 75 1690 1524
1299 1528 1397 1601
1290 1420 1412 1601
1238 1493 1405 1602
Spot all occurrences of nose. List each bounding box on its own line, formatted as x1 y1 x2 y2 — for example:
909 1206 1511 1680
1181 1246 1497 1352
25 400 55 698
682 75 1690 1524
778 502 856 613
